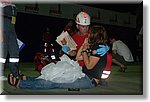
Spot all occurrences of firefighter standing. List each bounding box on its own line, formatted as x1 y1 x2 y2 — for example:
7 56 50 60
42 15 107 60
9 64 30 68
0 2 20 80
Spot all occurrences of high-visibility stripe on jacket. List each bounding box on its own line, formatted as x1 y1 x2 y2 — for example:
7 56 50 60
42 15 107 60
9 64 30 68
0 58 19 63
0 58 6 63
9 58 19 62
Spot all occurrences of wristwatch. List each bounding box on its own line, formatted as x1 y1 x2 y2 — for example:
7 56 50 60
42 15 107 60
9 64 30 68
81 50 87 54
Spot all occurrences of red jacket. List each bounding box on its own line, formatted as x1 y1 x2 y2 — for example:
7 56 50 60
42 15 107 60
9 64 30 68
72 33 88 67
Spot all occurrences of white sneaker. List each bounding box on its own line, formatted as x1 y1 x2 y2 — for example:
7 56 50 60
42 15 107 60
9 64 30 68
0 76 7 81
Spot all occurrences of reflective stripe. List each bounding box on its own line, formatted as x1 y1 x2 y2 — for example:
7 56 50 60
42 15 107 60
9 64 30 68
101 70 111 79
0 58 6 63
9 58 19 62
44 48 46 52
101 74 109 79
103 70 111 74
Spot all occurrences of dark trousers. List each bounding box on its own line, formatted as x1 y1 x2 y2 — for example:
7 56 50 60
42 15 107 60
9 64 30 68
0 17 19 77
112 53 127 66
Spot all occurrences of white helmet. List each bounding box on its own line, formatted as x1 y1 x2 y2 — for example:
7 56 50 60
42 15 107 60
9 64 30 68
76 11 90 25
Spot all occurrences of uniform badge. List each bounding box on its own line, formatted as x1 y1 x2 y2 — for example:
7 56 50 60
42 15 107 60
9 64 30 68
11 16 16 24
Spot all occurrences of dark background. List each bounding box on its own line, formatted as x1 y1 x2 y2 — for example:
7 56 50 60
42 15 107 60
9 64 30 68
15 2 143 62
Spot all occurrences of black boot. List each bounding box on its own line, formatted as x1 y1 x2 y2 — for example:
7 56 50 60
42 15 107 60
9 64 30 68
9 62 19 78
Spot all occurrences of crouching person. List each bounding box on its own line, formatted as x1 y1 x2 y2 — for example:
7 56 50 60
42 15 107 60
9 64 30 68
8 29 107 89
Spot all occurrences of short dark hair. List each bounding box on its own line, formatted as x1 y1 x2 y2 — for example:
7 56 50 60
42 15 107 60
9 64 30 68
109 34 118 40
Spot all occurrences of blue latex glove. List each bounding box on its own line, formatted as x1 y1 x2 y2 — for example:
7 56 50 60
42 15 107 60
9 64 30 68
96 45 110 56
62 45 70 54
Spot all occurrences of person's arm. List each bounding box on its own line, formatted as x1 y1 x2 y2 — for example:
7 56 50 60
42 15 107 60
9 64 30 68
75 38 89 61
112 42 117 54
75 45 83 61
112 49 117 54
67 50 77 56
81 43 99 70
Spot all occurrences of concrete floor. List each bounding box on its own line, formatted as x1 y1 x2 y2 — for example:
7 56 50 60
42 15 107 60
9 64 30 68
1 63 143 95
